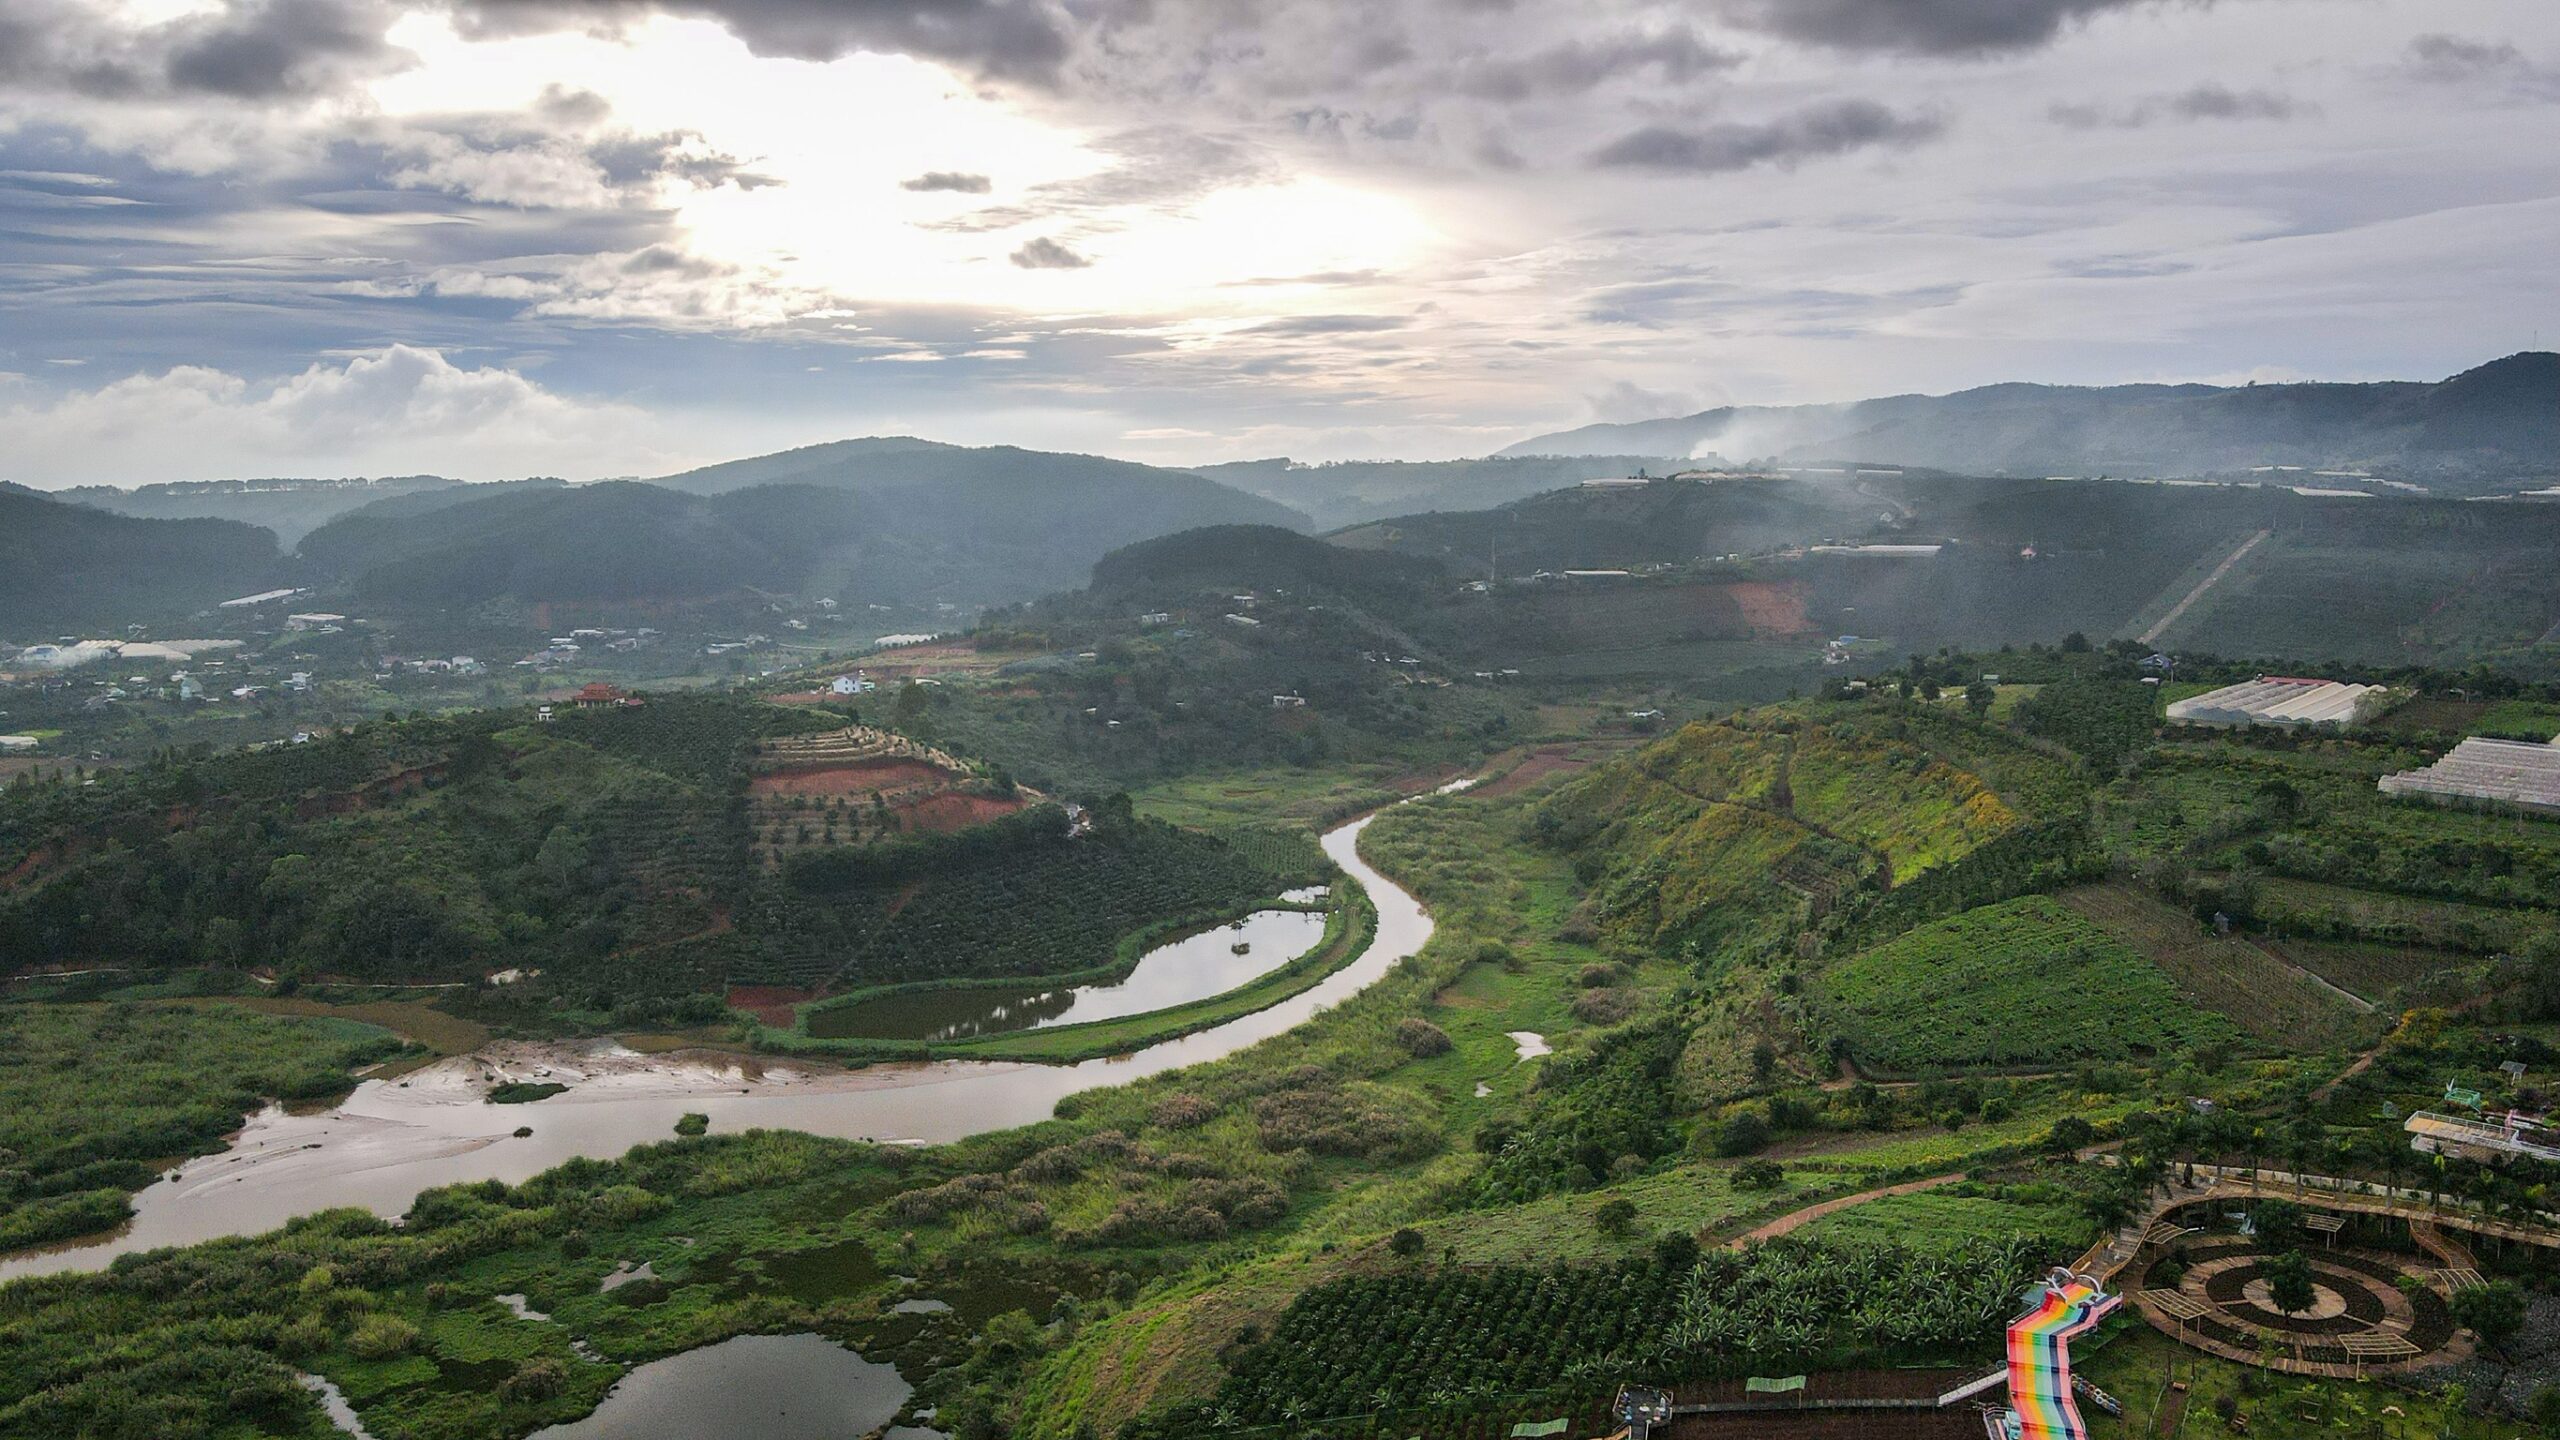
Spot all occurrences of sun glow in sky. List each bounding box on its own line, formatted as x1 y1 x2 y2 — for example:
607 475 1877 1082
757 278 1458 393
0 0 2554 483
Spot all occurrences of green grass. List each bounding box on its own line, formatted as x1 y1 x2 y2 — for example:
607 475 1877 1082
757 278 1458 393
0 1002 408 1253
1795 1185 2092 1250
1131 765 1417 832
1814 895 2240 1072
2059 885 2384 1054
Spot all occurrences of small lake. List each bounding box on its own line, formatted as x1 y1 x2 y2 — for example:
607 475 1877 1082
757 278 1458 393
526 1333 910 1440
805 906 1329 1041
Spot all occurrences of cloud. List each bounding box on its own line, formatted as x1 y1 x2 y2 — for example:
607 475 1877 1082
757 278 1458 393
1702 0 2183 56
902 170 993 193
0 345 692 486
0 0 413 102
1240 313 1408 335
1450 29 1740 102
449 0 1071 83
1591 101 1943 174
2401 33 2560 97
1009 235 1090 269
2049 83 2311 128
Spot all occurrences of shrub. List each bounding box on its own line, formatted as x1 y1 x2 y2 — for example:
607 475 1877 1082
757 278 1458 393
1594 1198 1639 1236
1149 1093 1218 1130
1715 1109 1771 1157
1394 1019 1453 1057
346 1313 420 1360
674 1113 709 1137
1732 1159 1785 1191
1387 1228 1425 1258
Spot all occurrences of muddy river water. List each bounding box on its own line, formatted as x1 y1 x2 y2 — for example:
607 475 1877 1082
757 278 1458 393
1 807 1440 1282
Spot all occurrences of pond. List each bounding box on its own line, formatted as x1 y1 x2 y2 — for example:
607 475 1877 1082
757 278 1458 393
0 804 1441 1281
525 1333 912 1440
804 906 1330 1040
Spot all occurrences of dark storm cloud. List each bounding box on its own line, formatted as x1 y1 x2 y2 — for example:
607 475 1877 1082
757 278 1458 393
1591 101 1943 174
449 0 1070 83
1705 0 2183 57
1009 235 1089 268
1450 29 1740 102
0 0 411 102
2048 83 2311 128
903 171 994 193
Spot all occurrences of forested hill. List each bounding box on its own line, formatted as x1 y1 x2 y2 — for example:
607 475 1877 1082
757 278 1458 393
290 456 1311 611
1500 352 2560 485
644 436 1308 533
0 484 280 632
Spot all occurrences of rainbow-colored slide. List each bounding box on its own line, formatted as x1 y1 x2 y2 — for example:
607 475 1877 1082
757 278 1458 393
2002 1269 2121 1440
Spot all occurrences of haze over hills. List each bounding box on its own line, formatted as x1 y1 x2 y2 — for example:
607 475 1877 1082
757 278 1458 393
55 475 471 547
0 484 282 633
1500 353 2560 485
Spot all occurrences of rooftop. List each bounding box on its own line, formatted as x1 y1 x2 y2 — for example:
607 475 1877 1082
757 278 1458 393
2380 736 2560 814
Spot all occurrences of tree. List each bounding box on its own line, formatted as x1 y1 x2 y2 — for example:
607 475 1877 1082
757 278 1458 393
1733 1159 1785 1191
2044 1116 2097 1156
1964 681 1995 717
2452 1280 2528 1355
1714 1110 1771 1157
2252 1198 2306 1253
1387 1227 1425 1258
2521 929 2560 1021
1594 1198 1639 1237
2263 1251 2316 1315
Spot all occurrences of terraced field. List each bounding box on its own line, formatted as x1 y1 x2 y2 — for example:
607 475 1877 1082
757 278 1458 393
2259 938 2487 1007
2057 884 2383 1053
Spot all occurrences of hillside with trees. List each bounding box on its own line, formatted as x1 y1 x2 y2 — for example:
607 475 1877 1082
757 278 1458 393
0 485 280 632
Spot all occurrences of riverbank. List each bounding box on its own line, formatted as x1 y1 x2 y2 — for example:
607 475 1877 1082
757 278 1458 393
768 886 1376 1065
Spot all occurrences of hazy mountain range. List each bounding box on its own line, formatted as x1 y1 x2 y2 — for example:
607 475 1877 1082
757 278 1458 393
1499 353 2560 484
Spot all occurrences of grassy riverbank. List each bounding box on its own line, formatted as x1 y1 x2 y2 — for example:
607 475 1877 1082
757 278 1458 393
764 887 1370 1066
0 1003 411 1256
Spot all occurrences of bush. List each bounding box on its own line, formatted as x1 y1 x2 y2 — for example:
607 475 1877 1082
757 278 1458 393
1715 1109 1772 1157
1394 1019 1453 1058
1387 1228 1425 1258
1733 1159 1785 1191
1149 1093 1218 1129
1594 1198 1639 1236
674 1113 709 1137
346 1312 420 1360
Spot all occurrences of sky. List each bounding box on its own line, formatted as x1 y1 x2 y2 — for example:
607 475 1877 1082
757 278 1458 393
0 0 2555 486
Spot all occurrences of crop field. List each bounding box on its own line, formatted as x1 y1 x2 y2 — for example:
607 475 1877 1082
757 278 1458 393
1795 1187 2092 1252
2057 885 2381 1053
2256 938 2484 1007
2254 876 2547 953
1812 896 2239 1072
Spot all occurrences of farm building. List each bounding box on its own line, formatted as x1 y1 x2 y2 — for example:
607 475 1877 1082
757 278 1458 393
2378 736 2560 816
2405 1109 2560 1165
2164 676 2392 730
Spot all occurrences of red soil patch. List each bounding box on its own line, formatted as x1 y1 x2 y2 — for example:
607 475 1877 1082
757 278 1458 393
749 759 954 796
727 984 818 1028
1727 579 1813 635
894 791 1027 834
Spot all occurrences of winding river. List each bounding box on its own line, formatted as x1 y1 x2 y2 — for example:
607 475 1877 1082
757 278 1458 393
1 805 1440 1282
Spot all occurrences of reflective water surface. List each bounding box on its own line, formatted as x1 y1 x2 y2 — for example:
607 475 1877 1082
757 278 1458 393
1 811 1433 1280
805 906 1329 1041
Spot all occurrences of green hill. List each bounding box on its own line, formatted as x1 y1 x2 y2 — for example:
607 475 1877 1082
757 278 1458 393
0 485 280 633
0 694 1310 1002
288 443 1312 613
50 474 465 546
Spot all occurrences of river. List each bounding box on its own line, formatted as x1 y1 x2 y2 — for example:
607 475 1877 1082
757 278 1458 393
1 806 1438 1281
